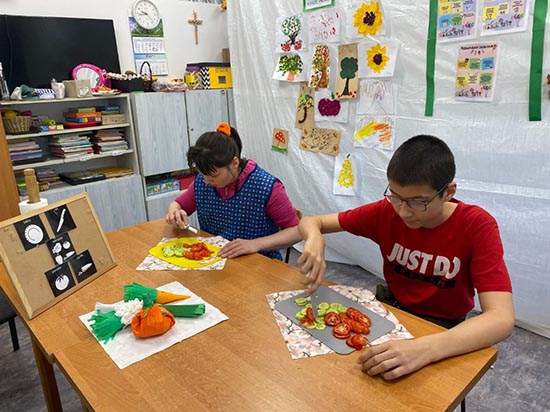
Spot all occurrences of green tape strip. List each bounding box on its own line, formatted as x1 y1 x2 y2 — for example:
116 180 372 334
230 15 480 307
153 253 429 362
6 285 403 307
529 0 548 121
425 0 438 117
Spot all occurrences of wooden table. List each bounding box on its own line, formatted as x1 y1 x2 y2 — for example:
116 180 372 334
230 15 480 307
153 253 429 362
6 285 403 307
0 219 497 412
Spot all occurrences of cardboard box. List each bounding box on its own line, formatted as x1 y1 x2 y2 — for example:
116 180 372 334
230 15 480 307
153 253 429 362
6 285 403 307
63 80 93 98
146 178 180 197
102 114 126 125
188 63 232 89
39 125 64 132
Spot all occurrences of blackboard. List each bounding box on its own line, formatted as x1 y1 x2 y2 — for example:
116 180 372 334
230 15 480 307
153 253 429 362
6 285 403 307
0 14 121 89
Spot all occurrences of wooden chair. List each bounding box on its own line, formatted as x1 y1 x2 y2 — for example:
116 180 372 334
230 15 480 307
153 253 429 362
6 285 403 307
284 209 302 263
0 290 19 351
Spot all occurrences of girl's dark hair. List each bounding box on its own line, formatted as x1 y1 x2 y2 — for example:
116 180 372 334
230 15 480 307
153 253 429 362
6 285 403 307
387 135 455 191
187 126 246 175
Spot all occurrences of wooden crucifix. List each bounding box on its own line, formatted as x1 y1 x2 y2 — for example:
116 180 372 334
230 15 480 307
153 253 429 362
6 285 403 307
188 10 203 45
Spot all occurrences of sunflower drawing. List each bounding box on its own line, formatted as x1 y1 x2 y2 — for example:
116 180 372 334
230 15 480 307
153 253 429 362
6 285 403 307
366 43 389 73
353 1 383 36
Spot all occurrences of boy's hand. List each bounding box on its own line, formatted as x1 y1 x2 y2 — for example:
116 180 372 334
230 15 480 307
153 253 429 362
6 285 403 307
357 338 433 380
297 233 326 293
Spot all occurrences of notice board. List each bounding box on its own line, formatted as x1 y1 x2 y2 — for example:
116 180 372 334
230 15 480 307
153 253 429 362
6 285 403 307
0 193 116 319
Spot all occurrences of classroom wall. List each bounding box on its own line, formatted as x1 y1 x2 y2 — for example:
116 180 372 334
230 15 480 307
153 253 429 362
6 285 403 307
227 0 550 338
0 0 228 78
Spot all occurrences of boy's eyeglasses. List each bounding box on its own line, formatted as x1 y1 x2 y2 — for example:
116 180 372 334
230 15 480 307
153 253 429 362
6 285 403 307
383 183 449 211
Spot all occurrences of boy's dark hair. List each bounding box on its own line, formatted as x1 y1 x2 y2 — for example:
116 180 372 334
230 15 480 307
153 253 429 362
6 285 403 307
387 135 455 191
187 126 247 175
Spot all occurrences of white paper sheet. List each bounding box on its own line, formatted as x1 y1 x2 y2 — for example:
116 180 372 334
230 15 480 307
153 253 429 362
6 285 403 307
79 281 229 369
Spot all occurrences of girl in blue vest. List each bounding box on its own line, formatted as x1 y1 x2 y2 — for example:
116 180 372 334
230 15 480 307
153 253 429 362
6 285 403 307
166 122 300 260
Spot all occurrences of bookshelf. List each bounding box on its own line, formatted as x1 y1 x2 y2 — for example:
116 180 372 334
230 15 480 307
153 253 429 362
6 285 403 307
0 94 146 231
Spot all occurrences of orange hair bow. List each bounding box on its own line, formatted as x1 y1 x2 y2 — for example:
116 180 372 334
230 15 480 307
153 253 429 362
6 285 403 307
216 122 231 136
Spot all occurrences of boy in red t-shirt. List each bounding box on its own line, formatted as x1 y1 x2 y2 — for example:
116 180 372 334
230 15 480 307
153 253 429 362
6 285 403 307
298 135 514 380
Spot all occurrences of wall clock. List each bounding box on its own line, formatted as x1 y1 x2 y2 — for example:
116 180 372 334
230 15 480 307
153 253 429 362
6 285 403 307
133 0 161 30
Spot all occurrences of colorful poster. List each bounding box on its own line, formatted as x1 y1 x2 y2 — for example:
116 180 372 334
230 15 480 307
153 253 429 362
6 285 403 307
335 43 359 99
307 8 341 43
346 1 388 40
437 0 478 42
273 53 307 82
333 153 358 196
308 45 331 88
454 43 498 102
353 114 395 150
480 0 529 35
272 129 289 155
276 14 307 53
304 0 335 12
357 79 397 114
295 83 315 130
300 127 341 155
357 38 398 78
315 89 350 122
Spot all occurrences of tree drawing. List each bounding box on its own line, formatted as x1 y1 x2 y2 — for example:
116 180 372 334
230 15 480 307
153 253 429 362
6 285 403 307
281 15 302 51
310 45 330 88
340 57 358 97
278 55 303 81
297 94 314 124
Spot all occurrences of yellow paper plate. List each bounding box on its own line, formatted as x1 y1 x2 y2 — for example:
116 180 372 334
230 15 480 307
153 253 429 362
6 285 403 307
149 238 222 268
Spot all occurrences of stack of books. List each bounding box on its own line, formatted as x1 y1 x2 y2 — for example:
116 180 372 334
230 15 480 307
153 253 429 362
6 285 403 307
91 167 133 179
48 134 94 159
96 104 120 115
90 129 129 154
36 168 62 188
8 140 44 164
62 107 102 128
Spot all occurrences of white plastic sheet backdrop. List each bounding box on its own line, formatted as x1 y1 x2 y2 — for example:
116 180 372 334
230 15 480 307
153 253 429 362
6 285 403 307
227 0 550 338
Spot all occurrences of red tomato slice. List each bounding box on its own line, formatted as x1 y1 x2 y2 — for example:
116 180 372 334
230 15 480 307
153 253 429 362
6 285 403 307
300 318 315 328
347 307 372 327
306 307 315 322
346 334 368 350
183 251 202 260
333 323 351 339
199 249 212 257
324 312 341 326
348 319 369 334
356 314 371 328
339 313 352 326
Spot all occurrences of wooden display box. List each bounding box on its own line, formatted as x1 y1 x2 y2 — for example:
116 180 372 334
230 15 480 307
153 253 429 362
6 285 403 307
0 193 116 319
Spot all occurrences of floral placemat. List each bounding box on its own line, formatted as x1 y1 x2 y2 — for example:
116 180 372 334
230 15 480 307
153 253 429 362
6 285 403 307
267 285 413 359
136 236 228 271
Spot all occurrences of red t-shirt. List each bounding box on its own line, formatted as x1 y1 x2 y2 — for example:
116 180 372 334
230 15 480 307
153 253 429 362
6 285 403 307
338 199 512 319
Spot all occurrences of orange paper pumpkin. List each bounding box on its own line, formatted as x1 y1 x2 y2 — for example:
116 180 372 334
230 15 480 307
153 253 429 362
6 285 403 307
131 305 176 338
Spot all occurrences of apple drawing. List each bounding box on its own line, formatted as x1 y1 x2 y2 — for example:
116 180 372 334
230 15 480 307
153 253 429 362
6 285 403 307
318 97 341 116
55 274 70 290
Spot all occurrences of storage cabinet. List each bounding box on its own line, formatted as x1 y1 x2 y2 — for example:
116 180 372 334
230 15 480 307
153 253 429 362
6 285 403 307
185 89 234 145
0 94 147 232
131 93 189 177
131 89 234 223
